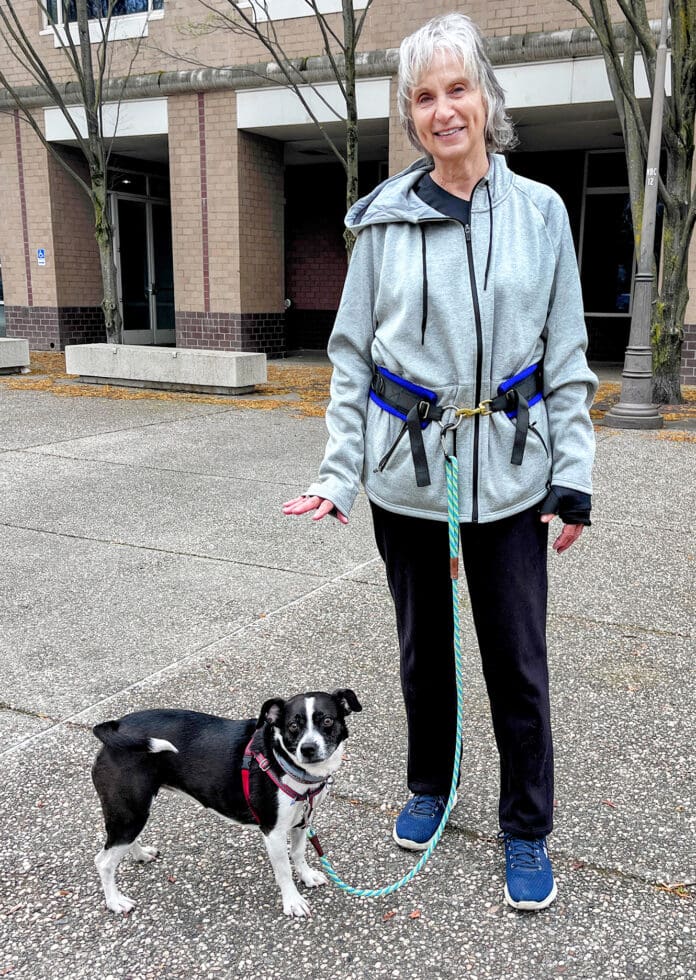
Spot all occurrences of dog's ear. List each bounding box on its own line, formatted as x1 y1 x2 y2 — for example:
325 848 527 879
332 688 362 716
257 697 284 729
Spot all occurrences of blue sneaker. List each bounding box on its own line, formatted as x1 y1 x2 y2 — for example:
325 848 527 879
393 793 456 851
501 834 557 910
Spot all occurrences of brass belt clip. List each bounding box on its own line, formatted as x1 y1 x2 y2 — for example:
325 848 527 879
454 399 492 419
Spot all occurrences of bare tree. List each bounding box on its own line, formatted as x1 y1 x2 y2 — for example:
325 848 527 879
0 0 149 343
183 0 375 254
565 0 696 403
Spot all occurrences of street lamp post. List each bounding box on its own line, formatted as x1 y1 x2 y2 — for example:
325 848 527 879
603 0 669 429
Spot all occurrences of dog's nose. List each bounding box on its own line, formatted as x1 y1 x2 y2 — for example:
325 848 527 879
300 741 320 762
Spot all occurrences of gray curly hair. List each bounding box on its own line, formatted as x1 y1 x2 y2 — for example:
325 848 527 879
397 13 517 155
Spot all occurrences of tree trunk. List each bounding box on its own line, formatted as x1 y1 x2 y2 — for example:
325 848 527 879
651 146 690 403
77 0 122 343
343 0 358 258
92 180 122 344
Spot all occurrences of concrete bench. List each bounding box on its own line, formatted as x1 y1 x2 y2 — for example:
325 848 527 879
0 338 30 374
64 344 267 395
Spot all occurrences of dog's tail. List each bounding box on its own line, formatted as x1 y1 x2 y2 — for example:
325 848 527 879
93 721 179 754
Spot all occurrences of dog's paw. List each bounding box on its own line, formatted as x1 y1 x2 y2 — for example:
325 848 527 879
106 892 136 915
131 844 159 863
300 868 328 889
282 889 312 918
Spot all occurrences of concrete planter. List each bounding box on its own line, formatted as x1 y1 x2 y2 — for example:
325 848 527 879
64 344 267 395
0 338 30 374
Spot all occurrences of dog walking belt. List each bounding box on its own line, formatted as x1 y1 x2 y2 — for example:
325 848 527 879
369 362 543 487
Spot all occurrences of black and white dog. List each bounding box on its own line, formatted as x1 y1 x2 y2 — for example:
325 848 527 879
92 689 361 917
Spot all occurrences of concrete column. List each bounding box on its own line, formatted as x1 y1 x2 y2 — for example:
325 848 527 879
170 90 286 356
0 112 104 350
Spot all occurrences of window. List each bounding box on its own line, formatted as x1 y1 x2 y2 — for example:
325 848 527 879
42 0 164 45
240 0 369 22
46 0 162 22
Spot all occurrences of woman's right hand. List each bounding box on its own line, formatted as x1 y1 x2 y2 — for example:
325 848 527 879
282 495 349 525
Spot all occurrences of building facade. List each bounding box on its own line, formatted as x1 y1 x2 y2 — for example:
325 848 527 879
0 0 694 381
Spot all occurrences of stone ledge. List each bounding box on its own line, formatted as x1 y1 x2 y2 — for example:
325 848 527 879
0 338 30 374
64 344 267 394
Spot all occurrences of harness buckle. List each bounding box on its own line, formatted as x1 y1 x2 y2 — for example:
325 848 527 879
418 400 432 420
258 756 271 772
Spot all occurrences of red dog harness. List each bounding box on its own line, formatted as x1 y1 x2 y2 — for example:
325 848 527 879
241 736 327 826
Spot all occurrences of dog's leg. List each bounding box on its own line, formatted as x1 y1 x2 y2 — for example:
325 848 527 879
130 840 159 863
262 827 312 917
95 844 136 914
289 824 327 889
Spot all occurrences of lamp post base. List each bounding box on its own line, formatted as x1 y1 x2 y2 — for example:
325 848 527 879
602 402 664 429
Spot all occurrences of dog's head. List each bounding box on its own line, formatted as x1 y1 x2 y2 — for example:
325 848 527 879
256 689 362 776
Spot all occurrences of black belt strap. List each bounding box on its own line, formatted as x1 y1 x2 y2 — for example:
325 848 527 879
406 401 432 488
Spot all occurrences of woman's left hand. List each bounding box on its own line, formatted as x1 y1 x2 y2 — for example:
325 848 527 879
540 514 583 554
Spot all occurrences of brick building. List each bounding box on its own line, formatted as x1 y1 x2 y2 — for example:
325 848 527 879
0 0 694 381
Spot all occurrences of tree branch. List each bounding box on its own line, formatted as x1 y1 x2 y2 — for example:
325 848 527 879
355 0 374 44
303 0 347 103
0 100 92 199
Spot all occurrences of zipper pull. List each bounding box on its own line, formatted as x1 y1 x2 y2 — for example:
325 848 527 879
464 223 471 242
374 423 408 473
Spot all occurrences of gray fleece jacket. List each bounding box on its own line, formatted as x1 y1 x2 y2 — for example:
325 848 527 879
307 153 598 523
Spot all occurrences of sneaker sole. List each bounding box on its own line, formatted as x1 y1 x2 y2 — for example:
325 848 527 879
392 792 458 852
503 879 557 911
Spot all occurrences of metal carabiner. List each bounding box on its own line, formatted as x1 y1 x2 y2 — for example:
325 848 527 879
439 421 457 458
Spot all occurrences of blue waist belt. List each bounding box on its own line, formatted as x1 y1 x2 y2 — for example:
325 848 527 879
369 363 544 487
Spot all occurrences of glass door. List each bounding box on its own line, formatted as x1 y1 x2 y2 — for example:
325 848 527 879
114 195 175 345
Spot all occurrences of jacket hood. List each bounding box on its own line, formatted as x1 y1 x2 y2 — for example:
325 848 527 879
346 152 515 231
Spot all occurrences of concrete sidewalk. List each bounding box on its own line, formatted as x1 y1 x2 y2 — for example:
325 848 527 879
0 382 693 980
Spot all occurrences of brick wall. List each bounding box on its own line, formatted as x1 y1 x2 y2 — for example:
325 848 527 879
49 150 103 308
169 94 205 314
237 129 285 314
4 305 104 349
681 323 696 386
0 0 666 91
0 115 26 309
176 311 285 357
285 164 347 312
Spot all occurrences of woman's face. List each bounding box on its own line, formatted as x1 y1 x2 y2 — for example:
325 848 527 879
410 50 488 170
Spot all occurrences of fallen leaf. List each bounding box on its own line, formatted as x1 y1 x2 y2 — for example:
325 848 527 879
57 889 71 897
656 882 692 899
409 909 421 919
382 910 397 921
571 860 586 871
167 876 176 883
601 800 617 808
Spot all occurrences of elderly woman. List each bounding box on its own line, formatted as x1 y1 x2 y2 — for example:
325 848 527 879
283 13 597 911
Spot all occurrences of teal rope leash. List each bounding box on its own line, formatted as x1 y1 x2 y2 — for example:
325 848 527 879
305 448 464 898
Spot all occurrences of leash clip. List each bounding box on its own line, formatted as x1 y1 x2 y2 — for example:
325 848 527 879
455 399 492 418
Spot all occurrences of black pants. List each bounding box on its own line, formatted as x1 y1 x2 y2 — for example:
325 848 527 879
371 501 554 838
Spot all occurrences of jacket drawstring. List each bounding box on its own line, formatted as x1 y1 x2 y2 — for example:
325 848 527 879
420 225 428 344
484 180 493 291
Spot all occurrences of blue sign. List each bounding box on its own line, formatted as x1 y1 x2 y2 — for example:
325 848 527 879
37 248 46 267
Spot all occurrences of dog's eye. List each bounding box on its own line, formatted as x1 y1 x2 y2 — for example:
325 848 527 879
322 717 334 728
288 722 300 734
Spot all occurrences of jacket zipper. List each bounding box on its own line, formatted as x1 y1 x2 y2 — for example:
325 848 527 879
464 222 483 523
528 421 549 457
